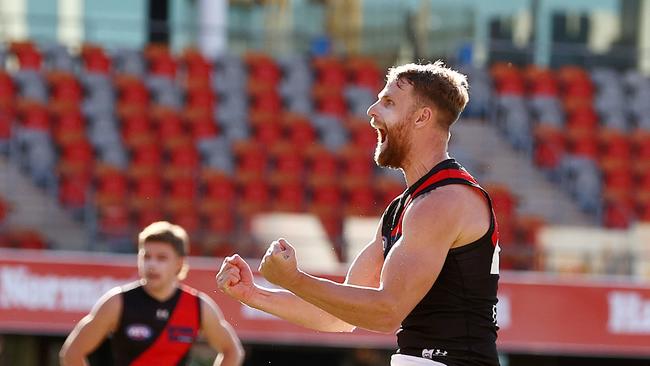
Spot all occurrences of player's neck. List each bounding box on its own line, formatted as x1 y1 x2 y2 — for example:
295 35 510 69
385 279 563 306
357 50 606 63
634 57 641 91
142 279 179 302
401 140 449 187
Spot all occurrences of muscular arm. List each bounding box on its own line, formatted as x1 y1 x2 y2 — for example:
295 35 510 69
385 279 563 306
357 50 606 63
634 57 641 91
265 188 471 333
199 293 244 366
59 287 122 366
218 223 385 333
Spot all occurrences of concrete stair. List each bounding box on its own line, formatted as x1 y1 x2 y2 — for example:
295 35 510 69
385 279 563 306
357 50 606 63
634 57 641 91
0 157 89 250
450 120 596 227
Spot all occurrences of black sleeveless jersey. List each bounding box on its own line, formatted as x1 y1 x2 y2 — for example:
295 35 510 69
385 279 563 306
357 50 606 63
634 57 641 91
381 159 500 366
112 282 201 366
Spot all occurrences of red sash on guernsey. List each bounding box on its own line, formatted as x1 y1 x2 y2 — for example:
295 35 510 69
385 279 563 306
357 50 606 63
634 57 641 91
389 166 499 248
130 286 200 366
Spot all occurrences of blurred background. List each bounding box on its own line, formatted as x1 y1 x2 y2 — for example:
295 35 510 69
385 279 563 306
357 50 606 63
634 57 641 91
1 0 650 365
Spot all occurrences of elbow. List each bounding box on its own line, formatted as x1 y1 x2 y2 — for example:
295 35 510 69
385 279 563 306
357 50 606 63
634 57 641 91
369 300 403 333
231 341 245 365
58 347 72 366
237 343 246 364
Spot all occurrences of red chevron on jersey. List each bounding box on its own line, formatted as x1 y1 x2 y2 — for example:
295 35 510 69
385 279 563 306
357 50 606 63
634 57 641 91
390 168 479 238
130 286 199 366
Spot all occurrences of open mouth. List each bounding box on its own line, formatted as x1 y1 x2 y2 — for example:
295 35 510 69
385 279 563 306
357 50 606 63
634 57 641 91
376 127 387 143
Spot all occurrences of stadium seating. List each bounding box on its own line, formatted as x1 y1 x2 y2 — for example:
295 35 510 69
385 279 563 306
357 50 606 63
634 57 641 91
2 41 606 268
0 42 381 255
488 62 650 231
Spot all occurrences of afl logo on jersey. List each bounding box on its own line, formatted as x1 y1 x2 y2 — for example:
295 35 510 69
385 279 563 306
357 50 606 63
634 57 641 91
126 324 153 341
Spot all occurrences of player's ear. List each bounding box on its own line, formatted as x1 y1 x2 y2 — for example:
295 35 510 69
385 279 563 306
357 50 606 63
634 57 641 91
414 106 435 129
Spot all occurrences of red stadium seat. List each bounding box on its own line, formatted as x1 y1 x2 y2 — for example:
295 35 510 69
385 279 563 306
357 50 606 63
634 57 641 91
134 204 165 229
95 167 129 205
245 52 281 92
19 100 50 131
567 130 599 159
603 165 634 192
238 178 271 215
306 146 339 186
116 75 150 108
344 181 379 217
566 105 599 132
58 172 92 208
155 107 188 148
187 85 217 111
168 207 201 238
81 44 111 74
599 131 631 170
0 195 10 224
0 72 16 101
97 202 132 238
490 62 525 96
603 197 634 228
10 41 42 70
48 71 83 103
484 183 517 224
313 56 347 90
524 66 559 96
340 146 374 185
233 142 268 182
167 143 201 177
14 229 47 250
376 176 405 208
204 206 236 236
285 114 317 153
58 139 95 175
347 56 382 91
52 107 85 144
315 93 348 118
201 172 236 211
269 145 306 184
309 181 343 216
167 176 198 205
130 143 163 176
253 120 283 146
533 125 566 169
271 181 306 213
145 44 177 79
131 173 164 208
182 47 213 81
347 117 377 152
121 112 154 148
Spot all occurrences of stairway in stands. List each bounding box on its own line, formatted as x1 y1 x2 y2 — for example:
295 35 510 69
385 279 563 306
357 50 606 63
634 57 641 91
0 157 88 250
451 119 596 227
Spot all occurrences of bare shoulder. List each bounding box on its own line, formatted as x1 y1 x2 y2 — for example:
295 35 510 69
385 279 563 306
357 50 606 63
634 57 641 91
197 292 225 321
94 286 123 314
404 184 490 248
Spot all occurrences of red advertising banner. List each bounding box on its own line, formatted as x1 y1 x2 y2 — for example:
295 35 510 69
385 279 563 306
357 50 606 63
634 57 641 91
1 249 650 357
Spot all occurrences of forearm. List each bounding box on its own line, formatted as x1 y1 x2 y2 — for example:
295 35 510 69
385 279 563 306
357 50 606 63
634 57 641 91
246 285 354 332
288 272 397 333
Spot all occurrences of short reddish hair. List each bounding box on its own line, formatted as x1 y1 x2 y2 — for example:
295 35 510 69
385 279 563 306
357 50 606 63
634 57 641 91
387 61 469 128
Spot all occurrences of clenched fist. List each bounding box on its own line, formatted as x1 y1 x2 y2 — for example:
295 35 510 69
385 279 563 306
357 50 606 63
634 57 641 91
216 254 256 303
259 239 301 289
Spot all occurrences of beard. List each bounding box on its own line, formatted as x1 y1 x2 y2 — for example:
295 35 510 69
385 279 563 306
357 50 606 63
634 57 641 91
374 116 412 169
